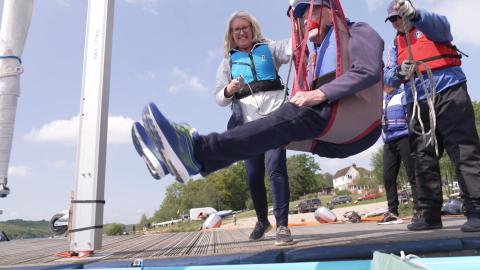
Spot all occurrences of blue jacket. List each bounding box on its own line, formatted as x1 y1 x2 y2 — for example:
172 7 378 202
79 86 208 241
384 9 466 103
308 26 336 83
382 88 409 143
310 22 383 102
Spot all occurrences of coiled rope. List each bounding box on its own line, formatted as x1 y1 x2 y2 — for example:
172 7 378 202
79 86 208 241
402 17 439 156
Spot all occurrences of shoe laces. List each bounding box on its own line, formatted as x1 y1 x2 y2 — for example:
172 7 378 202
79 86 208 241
385 211 398 218
253 222 266 234
277 226 290 235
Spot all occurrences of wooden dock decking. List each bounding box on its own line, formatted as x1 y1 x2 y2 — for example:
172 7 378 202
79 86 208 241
1 216 480 269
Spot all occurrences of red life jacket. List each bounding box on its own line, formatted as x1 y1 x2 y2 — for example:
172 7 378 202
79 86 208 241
396 27 461 73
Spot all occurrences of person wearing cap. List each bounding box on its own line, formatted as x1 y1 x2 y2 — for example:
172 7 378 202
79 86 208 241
379 84 419 225
384 0 480 232
135 0 383 241
215 10 293 246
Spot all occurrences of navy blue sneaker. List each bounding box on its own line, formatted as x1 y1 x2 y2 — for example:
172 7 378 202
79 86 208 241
142 102 201 183
132 122 169 180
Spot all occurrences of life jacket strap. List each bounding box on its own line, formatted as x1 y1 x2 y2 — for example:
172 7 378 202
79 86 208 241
312 71 336 90
235 78 285 100
418 53 462 64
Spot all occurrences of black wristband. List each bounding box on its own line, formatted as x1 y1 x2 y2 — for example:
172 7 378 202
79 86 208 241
395 67 406 79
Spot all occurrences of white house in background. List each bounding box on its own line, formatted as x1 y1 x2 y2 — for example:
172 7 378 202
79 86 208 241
332 164 374 193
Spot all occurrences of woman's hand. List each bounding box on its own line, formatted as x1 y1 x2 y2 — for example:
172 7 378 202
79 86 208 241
290 89 328 107
224 79 242 98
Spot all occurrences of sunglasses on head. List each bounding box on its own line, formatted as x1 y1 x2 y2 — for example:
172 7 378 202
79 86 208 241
388 15 401 22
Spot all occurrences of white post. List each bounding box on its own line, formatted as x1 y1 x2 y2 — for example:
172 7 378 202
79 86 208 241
0 0 33 198
70 0 114 254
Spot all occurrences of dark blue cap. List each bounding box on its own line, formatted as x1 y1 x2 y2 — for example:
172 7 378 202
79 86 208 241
291 0 331 18
385 0 399 22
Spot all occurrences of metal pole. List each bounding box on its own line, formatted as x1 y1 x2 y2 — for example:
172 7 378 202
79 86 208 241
0 0 33 198
70 0 114 255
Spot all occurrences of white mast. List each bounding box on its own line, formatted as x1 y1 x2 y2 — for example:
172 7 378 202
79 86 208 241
0 0 33 198
69 0 114 254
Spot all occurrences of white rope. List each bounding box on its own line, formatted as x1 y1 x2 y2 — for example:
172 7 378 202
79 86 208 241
402 17 439 156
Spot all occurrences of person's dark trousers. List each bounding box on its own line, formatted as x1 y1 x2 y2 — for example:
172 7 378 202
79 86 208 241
245 148 290 227
383 136 418 215
195 102 331 174
407 83 480 221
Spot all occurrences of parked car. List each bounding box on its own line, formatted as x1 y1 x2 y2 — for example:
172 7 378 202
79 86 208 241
296 198 321 213
330 195 352 206
358 191 380 201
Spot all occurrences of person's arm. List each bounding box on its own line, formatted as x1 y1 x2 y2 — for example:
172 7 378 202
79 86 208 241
214 58 233 107
384 41 403 88
412 9 453 43
320 22 384 102
269 38 292 68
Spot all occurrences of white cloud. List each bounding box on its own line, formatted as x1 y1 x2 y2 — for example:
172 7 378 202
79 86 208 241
145 71 157 79
48 160 74 169
108 116 136 144
1 210 20 220
207 48 223 60
167 67 207 94
377 0 480 47
421 0 480 47
24 115 134 145
313 139 383 174
24 117 79 143
8 165 30 177
365 0 384 13
52 0 74 8
124 0 161 16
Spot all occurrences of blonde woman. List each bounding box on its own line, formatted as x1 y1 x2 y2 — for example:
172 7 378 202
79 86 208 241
214 11 293 246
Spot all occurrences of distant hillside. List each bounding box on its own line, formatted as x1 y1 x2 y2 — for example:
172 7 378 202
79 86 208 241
0 219 51 240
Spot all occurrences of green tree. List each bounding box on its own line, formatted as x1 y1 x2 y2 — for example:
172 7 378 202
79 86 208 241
370 145 407 188
439 153 456 194
472 101 480 132
181 178 221 210
207 162 249 210
371 147 384 186
137 213 149 229
0 219 50 239
104 223 125 236
151 183 185 222
315 172 333 189
287 154 320 200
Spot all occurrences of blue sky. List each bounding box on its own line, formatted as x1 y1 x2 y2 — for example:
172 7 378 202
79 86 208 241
1 0 479 224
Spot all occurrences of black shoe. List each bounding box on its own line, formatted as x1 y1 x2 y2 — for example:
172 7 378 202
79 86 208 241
461 216 480 232
377 211 403 225
411 210 422 223
274 226 294 246
407 217 443 231
249 221 272 241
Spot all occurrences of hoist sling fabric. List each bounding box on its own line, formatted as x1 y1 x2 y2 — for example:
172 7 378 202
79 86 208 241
287 0 383 152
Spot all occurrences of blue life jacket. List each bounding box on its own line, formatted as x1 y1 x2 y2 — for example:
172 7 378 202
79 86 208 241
308 26 336 86
382 88 409 143
230 43 283 100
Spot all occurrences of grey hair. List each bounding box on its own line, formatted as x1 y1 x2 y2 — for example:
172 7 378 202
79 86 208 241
223 10 271 57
